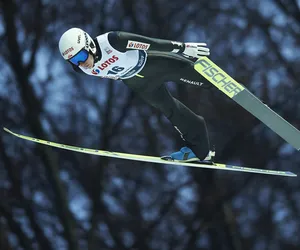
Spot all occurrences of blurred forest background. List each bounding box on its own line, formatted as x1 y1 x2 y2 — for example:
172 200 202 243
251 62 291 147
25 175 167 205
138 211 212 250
1 0 300 249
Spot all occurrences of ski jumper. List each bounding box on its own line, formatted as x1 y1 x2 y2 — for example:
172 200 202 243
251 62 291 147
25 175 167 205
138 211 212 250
73 31 211 160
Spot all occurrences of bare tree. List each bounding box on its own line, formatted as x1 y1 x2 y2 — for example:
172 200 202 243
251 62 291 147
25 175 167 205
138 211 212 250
1 0 300 250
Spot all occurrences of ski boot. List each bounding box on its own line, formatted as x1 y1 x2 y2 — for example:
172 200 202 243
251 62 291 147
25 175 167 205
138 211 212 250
161 146 215 164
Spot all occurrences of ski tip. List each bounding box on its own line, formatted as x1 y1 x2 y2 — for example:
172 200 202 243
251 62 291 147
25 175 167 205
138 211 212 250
3 127 13 134
3 127 11 133
287 172 297 177
3 127 15 136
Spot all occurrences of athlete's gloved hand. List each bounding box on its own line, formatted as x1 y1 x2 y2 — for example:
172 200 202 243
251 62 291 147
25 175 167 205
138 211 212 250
182 43 210 59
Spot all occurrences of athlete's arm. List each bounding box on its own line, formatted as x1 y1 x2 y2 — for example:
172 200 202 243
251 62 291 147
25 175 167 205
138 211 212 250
107 31 210 59
107 31 185 53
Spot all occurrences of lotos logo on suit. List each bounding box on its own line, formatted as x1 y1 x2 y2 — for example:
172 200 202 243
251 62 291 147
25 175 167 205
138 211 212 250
127 42 134 48
92 68 100 75
126 40 150 50
97 55 119 70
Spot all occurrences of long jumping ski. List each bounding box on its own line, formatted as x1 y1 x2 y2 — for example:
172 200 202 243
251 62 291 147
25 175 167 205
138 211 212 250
3 128 296 177
194 57 300 151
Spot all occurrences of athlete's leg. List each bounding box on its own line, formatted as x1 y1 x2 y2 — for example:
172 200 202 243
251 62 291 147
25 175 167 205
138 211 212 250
145 53 212 89
123 73 210 160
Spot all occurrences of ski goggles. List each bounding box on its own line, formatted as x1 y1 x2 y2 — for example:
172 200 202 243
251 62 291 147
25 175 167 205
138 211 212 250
69 49 89 66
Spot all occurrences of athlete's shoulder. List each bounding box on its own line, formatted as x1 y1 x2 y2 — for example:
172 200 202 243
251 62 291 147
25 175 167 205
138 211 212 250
94 31 118 40
107 31 120 45
106 31 126 52
94 31 119 46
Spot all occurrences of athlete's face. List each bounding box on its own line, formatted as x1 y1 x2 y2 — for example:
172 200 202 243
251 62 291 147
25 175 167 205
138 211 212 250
79 53 94 69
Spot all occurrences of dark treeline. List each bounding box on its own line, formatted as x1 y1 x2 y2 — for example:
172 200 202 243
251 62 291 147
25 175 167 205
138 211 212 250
0 0 300 249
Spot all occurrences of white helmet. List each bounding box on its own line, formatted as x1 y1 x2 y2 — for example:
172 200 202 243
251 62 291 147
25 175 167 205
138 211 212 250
58 28 96 60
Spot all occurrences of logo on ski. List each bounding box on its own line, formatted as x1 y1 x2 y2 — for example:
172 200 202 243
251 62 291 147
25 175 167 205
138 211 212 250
195 57 244 98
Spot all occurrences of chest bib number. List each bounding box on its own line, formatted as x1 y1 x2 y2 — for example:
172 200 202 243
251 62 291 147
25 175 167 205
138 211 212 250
107 66 125 76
